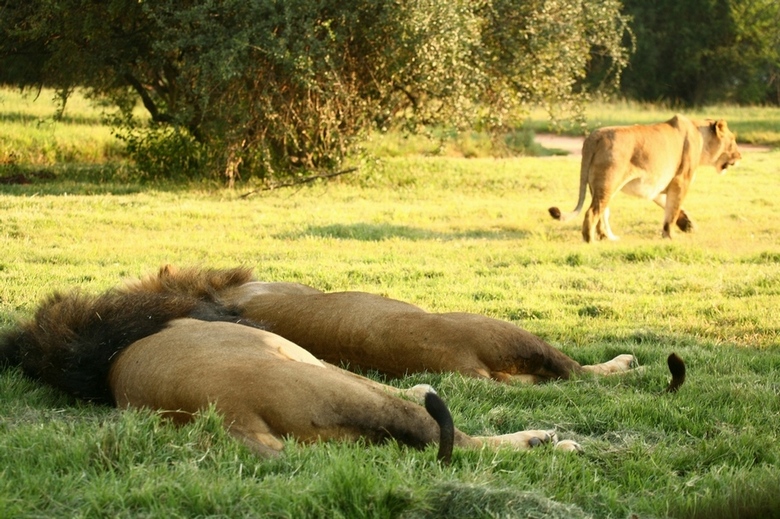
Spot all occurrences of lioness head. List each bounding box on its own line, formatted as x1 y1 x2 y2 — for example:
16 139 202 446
705 119 741 174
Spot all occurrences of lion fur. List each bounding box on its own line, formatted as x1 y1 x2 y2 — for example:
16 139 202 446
124 266 685 391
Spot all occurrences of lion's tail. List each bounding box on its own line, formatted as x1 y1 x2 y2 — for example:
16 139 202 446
548 133 595 222
424 392 455 465
665 353 686 393
1 290 247 404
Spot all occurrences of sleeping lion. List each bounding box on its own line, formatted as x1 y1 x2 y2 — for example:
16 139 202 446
127 265 685 391
1 282 583 462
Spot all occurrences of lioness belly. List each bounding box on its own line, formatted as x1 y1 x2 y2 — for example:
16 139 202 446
619 167 677 199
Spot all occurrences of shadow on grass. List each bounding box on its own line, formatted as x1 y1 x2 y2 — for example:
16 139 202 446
0 164 206 196
282 222 533 242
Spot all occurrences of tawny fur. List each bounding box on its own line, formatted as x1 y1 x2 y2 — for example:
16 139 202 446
125 266 685 392
1 281 578 460
549 115 741 242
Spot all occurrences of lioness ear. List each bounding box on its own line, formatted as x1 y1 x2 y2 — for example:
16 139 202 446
713 119 727 137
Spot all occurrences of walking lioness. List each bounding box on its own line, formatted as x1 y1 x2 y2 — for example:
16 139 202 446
549 114 741 242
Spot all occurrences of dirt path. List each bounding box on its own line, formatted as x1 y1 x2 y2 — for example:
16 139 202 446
534 134 585 157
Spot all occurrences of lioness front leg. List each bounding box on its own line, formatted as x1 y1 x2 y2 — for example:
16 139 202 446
662 186 686 239
675 210 694 232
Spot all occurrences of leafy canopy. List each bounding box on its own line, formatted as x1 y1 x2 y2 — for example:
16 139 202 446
0 0 629 181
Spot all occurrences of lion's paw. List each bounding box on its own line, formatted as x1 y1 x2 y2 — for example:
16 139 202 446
554 439 583 453
613 354 638 371
676 212 695 233
489 429 557 449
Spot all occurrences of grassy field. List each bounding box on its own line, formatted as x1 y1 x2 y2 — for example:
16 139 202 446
2 89 780 518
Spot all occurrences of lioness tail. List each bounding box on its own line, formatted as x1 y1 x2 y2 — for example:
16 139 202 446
424 392 455 465
548 132 596 223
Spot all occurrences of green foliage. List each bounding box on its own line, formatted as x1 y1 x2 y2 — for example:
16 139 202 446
0 0 629 181
620 0 780 105
114 124 207 182
478 0 631 127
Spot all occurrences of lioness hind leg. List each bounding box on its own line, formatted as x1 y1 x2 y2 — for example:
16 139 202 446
675 210 695 233
582 205 602 242
581 354 637 375
583 199 617 242
600 207 620 241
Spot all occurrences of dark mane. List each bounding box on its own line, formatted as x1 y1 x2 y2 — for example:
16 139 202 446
0 289 246 405
122 265 255 301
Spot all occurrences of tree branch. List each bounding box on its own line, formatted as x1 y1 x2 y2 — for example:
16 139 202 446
240 167 358 198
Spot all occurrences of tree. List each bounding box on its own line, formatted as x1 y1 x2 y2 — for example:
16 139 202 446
0 0 630 182
619 0 780 106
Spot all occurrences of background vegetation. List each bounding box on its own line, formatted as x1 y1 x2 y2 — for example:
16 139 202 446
619 0 780 106
0 0 628 181
2 92 780 518
3 0 777 181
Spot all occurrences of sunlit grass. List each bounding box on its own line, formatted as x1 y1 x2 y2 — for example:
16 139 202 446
0 88 123 165
2 87 780 518
526 98 780 146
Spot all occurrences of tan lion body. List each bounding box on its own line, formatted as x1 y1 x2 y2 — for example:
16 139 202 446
549 114 741 242
2 285 579 461
115 261 638 386
112 319 575 455
219 282 634 384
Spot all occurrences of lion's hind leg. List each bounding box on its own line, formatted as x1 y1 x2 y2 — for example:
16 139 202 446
580 354 637 375
228 421 286 457
583 199 616 242
471 430 582 452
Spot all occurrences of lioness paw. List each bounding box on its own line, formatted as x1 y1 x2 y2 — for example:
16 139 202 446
676 212 695 233
581 354 637 375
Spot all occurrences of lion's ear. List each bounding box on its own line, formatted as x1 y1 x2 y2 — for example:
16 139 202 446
714 119 727 137
159 264 178 277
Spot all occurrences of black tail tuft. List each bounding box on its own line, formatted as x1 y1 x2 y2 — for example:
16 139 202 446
548 207 562 220
424 392 454 465
665 353 686 393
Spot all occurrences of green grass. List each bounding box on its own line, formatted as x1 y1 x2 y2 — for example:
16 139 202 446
526 99 780 147
0 88 124 166
2 90 780 518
